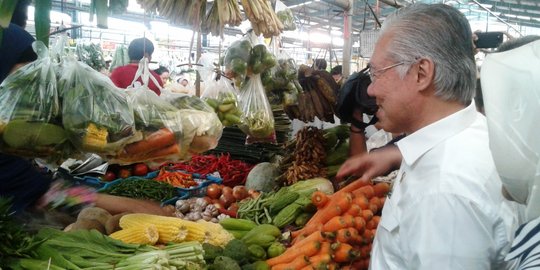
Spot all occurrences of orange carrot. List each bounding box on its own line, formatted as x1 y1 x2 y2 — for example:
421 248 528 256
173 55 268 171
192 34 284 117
331 242 359 263
379 196 386 205
272 256 310 270
354 216 366 233
373 182 391 197
336 228 353 243
361 209 374 222
124 128 176 155
311 191 329 209
335 192 353 214
346 204 362 216
322 216 348 232
268 233 322 266
317 241 332 255
308 253 332 268
299 265 314 270
366 216 381 230
299 205 342 236
144 143 181 159
362 229 375 244
352 185 375 199
353 194 370 210
369 197 382 213
335 178 371 195
348 227 362 244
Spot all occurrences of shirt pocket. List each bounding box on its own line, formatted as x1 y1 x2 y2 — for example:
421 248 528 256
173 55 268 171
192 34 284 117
379 198 399 233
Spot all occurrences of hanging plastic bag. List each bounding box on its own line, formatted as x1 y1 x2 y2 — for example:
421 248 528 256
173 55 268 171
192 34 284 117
109 44 129 72
112 59 185 164
60 56 139 158
0 41 73 161
178 109 223 154
238 74 276 144
201 72 243 127
76 42 107 72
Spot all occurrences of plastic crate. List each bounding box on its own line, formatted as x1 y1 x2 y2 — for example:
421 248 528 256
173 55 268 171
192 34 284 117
72 170 222 205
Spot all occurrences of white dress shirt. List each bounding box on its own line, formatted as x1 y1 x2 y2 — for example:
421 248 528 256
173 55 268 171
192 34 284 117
370 103 518 270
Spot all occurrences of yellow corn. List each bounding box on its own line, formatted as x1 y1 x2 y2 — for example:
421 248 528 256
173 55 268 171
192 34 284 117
120 213 200 244
82 122 108 149
109 224 159 245
196 220 235 247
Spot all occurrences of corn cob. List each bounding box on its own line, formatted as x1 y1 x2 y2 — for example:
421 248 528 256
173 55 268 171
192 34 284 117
120 213 235 247
109 224 159 245
119 214 190 244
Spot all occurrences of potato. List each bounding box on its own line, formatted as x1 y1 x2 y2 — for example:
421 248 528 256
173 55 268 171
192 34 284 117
69 218 106 234
77 207 112 226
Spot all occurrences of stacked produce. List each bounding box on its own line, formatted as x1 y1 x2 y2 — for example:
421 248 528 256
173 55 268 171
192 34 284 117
202 183 257 218
112 213 235 247
163 154 255 187
288 65 340 123
267 180 390 269
240 0 284 38
136 0 206 30
237 178 334 227
9 227 206 269
203 0 243 37
281 126 327 185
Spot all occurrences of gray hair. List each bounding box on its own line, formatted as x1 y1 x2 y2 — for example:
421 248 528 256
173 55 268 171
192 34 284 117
380 3 476 105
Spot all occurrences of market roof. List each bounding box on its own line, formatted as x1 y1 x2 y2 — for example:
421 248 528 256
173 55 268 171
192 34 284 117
279 0 540 36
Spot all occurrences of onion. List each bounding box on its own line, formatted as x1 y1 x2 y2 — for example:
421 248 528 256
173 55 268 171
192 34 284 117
219 193 235 208
206 184 222 199
232 186 249 201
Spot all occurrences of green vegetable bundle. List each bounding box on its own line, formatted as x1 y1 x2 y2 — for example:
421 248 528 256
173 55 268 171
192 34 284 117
109 44 129 71
100 177 177 202
0 41 73 161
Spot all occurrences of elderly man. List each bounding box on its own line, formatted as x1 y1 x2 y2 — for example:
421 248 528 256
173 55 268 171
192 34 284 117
337 4 516 269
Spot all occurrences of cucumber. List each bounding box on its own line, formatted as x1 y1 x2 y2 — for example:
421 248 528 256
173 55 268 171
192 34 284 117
219 218 257 231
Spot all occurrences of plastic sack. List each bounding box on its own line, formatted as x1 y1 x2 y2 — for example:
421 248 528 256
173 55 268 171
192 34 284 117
178 109 223 154
238 74 276 144
262 50 302 109
0 41 72 160
277 8 296 31
481 40 540 221
60 56 139 157
201 73 243 127
109 44 129 72
223 38 252 87
109 59 184 164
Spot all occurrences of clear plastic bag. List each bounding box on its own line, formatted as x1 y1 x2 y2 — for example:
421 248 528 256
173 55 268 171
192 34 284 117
110 58 185 164
161 91 215 113
238 74 276 144
60 56 139 157
201 72 243 127
0 41 73 160
178 109 223 154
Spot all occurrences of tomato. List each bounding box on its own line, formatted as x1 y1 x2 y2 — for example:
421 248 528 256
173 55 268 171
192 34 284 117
118 168 132 179
103 171 117 182
133 163 149 176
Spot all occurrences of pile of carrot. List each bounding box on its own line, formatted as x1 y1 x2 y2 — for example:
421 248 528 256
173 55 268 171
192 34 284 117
154 168 199 188
266 179 391 270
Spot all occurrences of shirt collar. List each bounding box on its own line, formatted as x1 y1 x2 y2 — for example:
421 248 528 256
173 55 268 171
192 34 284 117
396 101 480 166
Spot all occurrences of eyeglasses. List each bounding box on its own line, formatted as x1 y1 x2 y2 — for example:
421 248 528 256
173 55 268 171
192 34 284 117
367 62 405 82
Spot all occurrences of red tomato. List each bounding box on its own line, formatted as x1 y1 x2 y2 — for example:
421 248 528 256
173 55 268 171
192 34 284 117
103 171 117 182
133 163 149 176
118 168 132 179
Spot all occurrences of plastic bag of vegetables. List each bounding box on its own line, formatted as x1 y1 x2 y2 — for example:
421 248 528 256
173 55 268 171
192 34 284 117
201 73 243 127
277 8 296 31
111 59 186 164
60 56 139 157
178 109 223 154
238 74 276 144
161 91 215 113
109 44 129 72
0 41 73 161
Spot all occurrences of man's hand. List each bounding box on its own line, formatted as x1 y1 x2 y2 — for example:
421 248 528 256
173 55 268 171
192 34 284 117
335 145 402 184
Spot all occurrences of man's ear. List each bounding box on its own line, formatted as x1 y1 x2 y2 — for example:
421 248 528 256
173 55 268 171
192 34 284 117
415 58 435 91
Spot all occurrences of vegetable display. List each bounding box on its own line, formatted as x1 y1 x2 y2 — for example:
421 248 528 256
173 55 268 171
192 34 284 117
164 154 254 187
100 177 177 202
